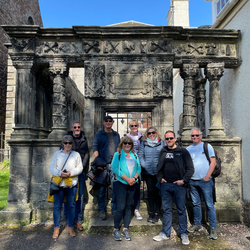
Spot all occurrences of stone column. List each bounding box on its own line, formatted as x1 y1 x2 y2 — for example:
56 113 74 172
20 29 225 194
11 56 37 139
180 64 199 139
48 63 69 139
205 62 227 138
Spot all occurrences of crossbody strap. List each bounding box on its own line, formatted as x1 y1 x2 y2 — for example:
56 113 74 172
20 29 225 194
60 151 71 171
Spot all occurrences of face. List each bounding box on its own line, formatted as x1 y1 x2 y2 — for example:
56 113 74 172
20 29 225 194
122 140 132 152
103 119 114 130
147 128 157 141
72 123 81 137
165 132 177 148
191 130 202 145
129 122 138 133
63 141 73 151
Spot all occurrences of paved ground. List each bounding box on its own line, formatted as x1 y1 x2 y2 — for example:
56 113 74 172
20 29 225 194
1 222 250 250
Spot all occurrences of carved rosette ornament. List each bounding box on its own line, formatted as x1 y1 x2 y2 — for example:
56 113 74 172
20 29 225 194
205 62 227 138
180 64 199 139
48 63 69 139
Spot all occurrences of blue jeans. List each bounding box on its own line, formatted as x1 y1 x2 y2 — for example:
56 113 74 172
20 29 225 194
53 185 77 228
134 180 141 210
98 184 107 212
160 182 188 236
114 181 135 229
189 179 217 228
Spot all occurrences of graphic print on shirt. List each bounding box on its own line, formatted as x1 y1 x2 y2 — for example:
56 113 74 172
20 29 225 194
165 153 174 159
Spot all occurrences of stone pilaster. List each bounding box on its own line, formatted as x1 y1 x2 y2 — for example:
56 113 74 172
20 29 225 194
10 55 37 139
180 64 199 139
205 62 227 138
48 63 69 139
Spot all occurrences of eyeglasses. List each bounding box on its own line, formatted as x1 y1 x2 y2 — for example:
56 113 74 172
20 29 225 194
104 120 113 123
130 125 138 127
63 142 73 145
73 126 81 129
148 131 156 135
165 137 174 141
191 134 201 137
123 142 132 145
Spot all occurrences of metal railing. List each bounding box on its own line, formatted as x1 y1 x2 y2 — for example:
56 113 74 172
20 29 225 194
0 132 10 162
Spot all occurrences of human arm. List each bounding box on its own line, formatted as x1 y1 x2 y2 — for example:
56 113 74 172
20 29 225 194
82 140 90 168
49 151 62 177
68 152 83 177
202 143 216 181
93 132 99 158
138 141 146 168
179 149 194 184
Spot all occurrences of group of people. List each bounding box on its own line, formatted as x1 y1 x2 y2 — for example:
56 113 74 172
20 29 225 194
49 116 218 246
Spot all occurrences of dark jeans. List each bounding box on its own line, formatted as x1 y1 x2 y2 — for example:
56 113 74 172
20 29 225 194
134 180 141 210
114 181 135 229
160 182 188 236
53 185 77 228
144 174 161 214
97 183 107 212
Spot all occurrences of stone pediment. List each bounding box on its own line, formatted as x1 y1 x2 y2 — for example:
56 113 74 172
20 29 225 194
107 20 153 27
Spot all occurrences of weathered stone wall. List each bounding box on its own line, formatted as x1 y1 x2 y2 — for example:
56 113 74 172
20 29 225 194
0 0 43 147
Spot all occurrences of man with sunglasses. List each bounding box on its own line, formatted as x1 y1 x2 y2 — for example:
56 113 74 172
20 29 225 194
64 122 89 231
93 115 120 220
186 128 217 240
153 130 194 245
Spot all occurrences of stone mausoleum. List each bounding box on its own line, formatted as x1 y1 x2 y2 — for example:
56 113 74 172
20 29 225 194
0 23 243 224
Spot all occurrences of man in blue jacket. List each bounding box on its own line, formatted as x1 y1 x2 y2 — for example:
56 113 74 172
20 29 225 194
93 115 120 220
153 130 194 245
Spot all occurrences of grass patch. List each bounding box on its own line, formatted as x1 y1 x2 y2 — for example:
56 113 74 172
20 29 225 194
0 168 10 210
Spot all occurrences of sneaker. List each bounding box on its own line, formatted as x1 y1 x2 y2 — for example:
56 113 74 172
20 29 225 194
153 232 169 242
99 211 107 220
152 213 159 223
122 229 131 241
209 227 218 240
113 229 122 241
187 223 201 233
134 210 143 220
147 212 154 223
181 234 190 245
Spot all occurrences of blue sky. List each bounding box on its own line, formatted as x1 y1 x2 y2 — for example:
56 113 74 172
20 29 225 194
39 0 212 28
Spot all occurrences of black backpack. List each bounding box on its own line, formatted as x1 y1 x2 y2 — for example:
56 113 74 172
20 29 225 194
203 142 222 178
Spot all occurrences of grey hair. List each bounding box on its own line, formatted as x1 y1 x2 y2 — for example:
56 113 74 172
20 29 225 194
190 127 202 135
62 135 74 145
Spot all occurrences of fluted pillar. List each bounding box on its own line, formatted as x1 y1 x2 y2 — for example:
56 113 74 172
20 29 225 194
180 64 199 139
48 63 69 139
205 62 227 138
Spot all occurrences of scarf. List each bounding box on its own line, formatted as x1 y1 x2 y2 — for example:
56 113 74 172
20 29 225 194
146 137 159 147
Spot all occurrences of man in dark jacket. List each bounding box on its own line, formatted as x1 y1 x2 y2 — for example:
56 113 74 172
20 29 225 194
65 122 89 231
93 115 120 220
153 130 194 245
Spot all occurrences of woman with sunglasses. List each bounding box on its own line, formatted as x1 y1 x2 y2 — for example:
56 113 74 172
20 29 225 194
138 127 165 223
49 135 83 239
126 119 143 220
111 136 141 241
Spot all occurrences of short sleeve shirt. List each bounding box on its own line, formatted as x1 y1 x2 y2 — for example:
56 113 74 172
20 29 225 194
186 142 215 180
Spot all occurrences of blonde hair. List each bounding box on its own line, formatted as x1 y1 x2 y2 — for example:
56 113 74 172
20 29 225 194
142 126 161 141
117 136 134 153
129 119 139 126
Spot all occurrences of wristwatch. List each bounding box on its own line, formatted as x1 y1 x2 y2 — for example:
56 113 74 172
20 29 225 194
133 177 138 181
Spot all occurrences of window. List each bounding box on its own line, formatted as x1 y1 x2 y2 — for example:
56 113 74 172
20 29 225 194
216 0 230 15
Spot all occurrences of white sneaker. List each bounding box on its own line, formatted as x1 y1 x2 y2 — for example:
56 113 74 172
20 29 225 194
153 232 169 241
181 234 190 245
134 210 143 220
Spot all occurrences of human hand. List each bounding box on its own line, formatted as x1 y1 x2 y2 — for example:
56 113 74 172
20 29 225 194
127 177 135 186
174 180 184 186
161 178 167 183
202 176 210 181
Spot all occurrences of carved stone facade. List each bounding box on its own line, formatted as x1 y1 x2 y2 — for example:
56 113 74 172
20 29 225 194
0 25 243 224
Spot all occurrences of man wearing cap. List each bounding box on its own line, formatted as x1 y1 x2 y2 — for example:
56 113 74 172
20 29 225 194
93 115 120 220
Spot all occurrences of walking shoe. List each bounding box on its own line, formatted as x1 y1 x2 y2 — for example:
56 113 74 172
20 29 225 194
147 212 154 223
99 211 107 220
122 229 131 241
134 210 143 220
152 213 159 223
52 227 60 239
68 227 76 237
209 227 218 240
153 232 169 241
181 234 190 245
113 229 122 241
75 222 83 231
187 223 201 233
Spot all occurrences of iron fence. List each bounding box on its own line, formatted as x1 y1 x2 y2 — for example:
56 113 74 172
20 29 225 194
0 132 10 162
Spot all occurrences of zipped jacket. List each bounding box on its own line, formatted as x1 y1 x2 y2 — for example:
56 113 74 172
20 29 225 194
156 145 194 184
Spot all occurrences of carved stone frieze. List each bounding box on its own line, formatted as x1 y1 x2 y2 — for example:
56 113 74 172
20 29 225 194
103 41 120 54
153 64 173 97
150 40 172 53
206 43 217 55
187 43 204 55
83 40 100 54
85 64 105 98
123 41 135 53
10 38 37 53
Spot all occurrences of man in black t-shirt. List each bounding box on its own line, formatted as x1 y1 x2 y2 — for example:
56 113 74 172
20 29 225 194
153 130 194 246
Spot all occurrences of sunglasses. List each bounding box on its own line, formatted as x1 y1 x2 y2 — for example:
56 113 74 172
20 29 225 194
148 131 156 135
104 120 113 123
130 125 138 127
63 142 73 145
123 142 132 145
73 126 81 129
165 137 174 141
191 134 201 137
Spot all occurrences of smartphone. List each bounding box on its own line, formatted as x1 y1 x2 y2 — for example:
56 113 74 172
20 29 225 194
63 169 67 173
